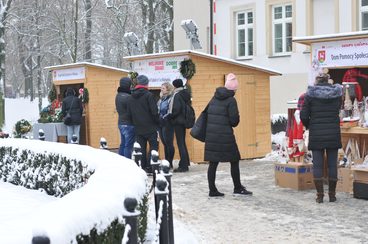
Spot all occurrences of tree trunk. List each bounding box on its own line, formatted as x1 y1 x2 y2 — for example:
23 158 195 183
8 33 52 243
84 0 92 62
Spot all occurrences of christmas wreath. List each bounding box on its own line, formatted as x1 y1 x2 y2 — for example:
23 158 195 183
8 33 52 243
180 59 196 80
14 119 32 138
79 87 89 104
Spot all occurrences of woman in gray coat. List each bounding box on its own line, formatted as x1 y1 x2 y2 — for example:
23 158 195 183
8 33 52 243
205 73 252 197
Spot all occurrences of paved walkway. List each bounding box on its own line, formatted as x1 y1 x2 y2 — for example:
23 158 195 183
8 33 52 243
170 160 368 244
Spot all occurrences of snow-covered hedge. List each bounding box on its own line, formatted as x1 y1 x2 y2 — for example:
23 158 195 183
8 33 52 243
0 139 148 244
271 114 287 134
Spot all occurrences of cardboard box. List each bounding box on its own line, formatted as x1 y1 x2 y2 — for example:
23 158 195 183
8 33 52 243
351 168 368 183
275 162 314 190
336 167 353 193
353 181 368 200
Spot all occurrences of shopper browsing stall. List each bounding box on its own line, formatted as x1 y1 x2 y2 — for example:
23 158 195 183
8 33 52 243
300 73 343 203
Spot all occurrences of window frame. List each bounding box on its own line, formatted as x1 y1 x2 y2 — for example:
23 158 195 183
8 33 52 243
235 10 254 59
360 0 368 31
271 4 293 56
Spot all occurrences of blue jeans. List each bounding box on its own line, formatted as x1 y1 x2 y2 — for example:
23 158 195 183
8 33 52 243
67 125 81 144
312 149 338 179
118 124 135 158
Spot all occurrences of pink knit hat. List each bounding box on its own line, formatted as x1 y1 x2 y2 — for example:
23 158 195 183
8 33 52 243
225 73 239 90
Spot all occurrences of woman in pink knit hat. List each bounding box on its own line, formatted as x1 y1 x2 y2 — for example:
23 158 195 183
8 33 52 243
204 73 252 197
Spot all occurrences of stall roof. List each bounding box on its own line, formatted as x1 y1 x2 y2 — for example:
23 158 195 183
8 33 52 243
44 62 130 73
124 50 281 76
293 31 368 45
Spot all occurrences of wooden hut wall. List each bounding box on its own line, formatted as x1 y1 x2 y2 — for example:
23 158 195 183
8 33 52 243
85 66 128 148
187 55 271 162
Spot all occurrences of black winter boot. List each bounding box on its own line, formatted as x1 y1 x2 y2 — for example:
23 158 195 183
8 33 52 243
314 178 324 203
328 179 337 202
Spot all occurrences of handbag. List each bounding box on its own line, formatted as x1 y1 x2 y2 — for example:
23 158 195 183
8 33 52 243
63 98 74 126
190 105 209 142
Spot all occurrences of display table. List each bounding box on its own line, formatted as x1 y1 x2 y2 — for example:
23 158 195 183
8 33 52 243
341 127 368 135
32 123 67 142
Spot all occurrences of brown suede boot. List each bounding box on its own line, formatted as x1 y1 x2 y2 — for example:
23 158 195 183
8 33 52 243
328 179 337 202
314 178 324 203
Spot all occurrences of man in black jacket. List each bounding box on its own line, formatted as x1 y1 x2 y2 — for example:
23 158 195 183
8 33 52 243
115 77 135 158
127 75 159 172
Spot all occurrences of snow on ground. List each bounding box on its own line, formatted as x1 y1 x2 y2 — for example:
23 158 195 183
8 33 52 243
0 139 147 244
170 161 368 243
0 97 201 243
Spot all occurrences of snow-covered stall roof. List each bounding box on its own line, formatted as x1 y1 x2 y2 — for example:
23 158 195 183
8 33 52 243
293 31 368 45
44 62 130 73
124 50 282 76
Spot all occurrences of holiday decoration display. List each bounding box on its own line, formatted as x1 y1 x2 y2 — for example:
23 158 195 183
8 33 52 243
179 59 196 80
13 119 32 138
79 87 89 104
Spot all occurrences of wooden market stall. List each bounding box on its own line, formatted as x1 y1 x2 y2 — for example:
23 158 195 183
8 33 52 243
293 32 368 157
45 62 129 148
124 50 281 162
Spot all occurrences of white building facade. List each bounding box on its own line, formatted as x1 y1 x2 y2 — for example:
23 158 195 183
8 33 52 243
174 0 368 114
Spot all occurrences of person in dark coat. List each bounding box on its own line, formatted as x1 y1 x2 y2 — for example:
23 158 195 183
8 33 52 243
127 75 159 173
115 77 135 158
205 73 252 197
300 73 343 203
157 82 175 168
62 87 83 144
168 79 191 172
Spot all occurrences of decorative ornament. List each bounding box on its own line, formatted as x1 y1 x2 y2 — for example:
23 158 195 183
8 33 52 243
129 71 139 87
79 87 89 104
14 119 32 138
344 85 353 115
180 59 196 80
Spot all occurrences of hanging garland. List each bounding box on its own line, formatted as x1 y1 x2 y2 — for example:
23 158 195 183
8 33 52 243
48 85 57 103
180 59 196 80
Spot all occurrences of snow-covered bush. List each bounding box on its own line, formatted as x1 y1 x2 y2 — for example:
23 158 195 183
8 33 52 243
0 138 148 243
271 114 287 134
0 147 93 197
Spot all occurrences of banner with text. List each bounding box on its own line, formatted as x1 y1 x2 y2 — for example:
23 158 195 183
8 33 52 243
311 38 368 68
132 56 189 87
52 67 85 81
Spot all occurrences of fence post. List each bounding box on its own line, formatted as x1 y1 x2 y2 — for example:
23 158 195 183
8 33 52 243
100 137 108 149
155 174 169 244
122 197 140 244
32 236 50 244
132 142 142 168
150 150 160 215
161 160 174 244
71 134 78 144
38 129 45 141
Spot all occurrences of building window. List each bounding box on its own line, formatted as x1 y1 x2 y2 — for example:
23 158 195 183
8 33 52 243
360 0 368 30
236 10 254 58
272 4 292 55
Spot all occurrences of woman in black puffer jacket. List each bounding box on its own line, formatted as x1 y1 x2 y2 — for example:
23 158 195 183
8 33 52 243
300 73 342 203
205 73 252 197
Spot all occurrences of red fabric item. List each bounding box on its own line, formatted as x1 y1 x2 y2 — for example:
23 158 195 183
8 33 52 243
293 118 304 140
135 85 148 90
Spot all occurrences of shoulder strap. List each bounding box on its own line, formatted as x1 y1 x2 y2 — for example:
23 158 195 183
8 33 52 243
69 97 75 113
